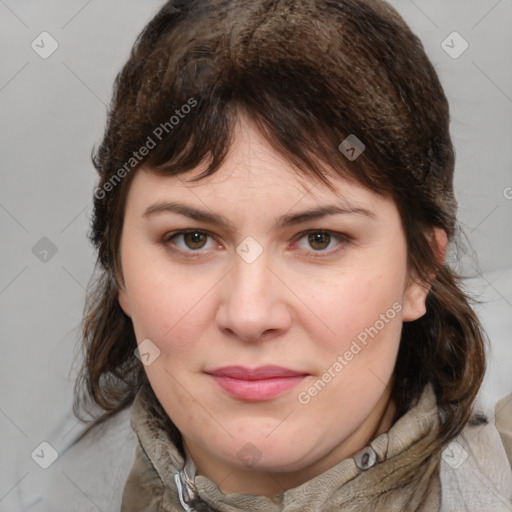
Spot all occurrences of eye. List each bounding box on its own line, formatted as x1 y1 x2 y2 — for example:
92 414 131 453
293 230 350 256
163 230 218 253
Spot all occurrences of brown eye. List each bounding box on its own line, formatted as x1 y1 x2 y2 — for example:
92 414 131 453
308 231 331 250
164 230 214 252
293 230 350 258
182 231 208 250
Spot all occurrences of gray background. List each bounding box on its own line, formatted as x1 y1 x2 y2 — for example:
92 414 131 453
1 1 511 510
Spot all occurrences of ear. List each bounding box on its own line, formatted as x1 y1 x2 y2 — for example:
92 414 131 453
118 288 132 318
402 227 448 322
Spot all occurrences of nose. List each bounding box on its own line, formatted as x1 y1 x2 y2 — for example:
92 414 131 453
216 249 292 343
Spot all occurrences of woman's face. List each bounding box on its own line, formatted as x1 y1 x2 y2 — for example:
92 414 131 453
118 115 433 494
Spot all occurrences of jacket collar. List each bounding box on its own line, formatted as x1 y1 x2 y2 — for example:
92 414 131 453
122 382 441 512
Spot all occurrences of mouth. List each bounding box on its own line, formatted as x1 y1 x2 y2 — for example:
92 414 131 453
204 365 309 401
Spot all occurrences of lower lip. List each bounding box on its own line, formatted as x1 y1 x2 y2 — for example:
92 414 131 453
208 375 307 401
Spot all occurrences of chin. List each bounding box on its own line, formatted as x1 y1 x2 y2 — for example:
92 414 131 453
214 433 319 473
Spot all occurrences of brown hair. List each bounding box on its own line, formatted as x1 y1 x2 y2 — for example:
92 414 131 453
73 0 487 462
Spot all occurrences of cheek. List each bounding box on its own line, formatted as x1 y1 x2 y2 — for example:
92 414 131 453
295 270 405 427
306 264 407 357
122 254 217 356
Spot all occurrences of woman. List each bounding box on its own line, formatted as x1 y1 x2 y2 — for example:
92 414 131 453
42 0 512 510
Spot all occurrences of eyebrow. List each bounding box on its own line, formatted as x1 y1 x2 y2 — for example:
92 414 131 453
142 201 375 231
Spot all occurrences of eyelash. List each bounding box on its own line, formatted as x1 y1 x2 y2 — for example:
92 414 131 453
161 229 351 258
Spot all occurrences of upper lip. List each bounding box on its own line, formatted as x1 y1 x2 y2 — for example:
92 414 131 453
205 365 308 380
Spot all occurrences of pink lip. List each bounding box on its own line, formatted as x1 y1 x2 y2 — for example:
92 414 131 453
205 365 308 401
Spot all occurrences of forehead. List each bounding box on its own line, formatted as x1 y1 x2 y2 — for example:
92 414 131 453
127 114 382 210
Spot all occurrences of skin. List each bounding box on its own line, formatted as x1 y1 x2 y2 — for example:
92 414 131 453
118 114 447 496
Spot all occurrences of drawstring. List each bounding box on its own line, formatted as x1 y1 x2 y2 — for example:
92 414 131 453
174 468 198 512
175 441 201 511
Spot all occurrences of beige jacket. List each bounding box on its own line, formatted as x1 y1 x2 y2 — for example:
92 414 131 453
120 382 512 512
28 386 512 512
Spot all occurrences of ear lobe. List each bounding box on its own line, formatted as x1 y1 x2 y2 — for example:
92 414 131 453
118 289 132 318
402 279 429 322
402 227 448 323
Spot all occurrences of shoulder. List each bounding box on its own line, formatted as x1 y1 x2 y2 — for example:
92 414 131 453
439 394 512 511
495 393 512 467
25 405 137 512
